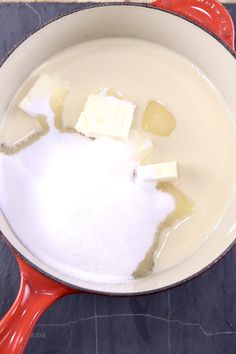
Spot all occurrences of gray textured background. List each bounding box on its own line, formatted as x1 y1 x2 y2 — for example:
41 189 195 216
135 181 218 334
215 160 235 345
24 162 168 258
0 3 236 354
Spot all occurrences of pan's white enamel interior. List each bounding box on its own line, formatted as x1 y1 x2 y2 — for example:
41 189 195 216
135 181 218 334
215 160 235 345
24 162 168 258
0 5 236 294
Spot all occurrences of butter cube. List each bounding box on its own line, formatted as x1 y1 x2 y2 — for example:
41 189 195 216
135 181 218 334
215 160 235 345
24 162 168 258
19 73 69 118
128 129 153 162
135 161 178 182
75 94 135 140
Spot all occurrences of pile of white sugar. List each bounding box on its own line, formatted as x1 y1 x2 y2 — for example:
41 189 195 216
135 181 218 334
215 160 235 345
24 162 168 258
0 118 175 283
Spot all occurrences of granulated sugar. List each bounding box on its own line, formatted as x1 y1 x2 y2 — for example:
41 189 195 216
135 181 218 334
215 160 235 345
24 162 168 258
0 118 175 283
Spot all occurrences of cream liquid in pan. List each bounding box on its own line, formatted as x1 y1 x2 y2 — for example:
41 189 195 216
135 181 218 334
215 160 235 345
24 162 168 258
1 38 236 277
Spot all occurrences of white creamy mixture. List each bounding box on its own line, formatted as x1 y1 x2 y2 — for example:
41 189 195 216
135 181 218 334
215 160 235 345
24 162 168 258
1 38 236 282
0 113 174 283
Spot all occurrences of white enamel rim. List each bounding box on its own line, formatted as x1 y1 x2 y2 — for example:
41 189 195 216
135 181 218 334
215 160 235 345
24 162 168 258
0 3 236 295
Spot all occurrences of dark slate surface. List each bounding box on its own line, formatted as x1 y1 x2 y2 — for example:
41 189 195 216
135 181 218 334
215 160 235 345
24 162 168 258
0 3 236 354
